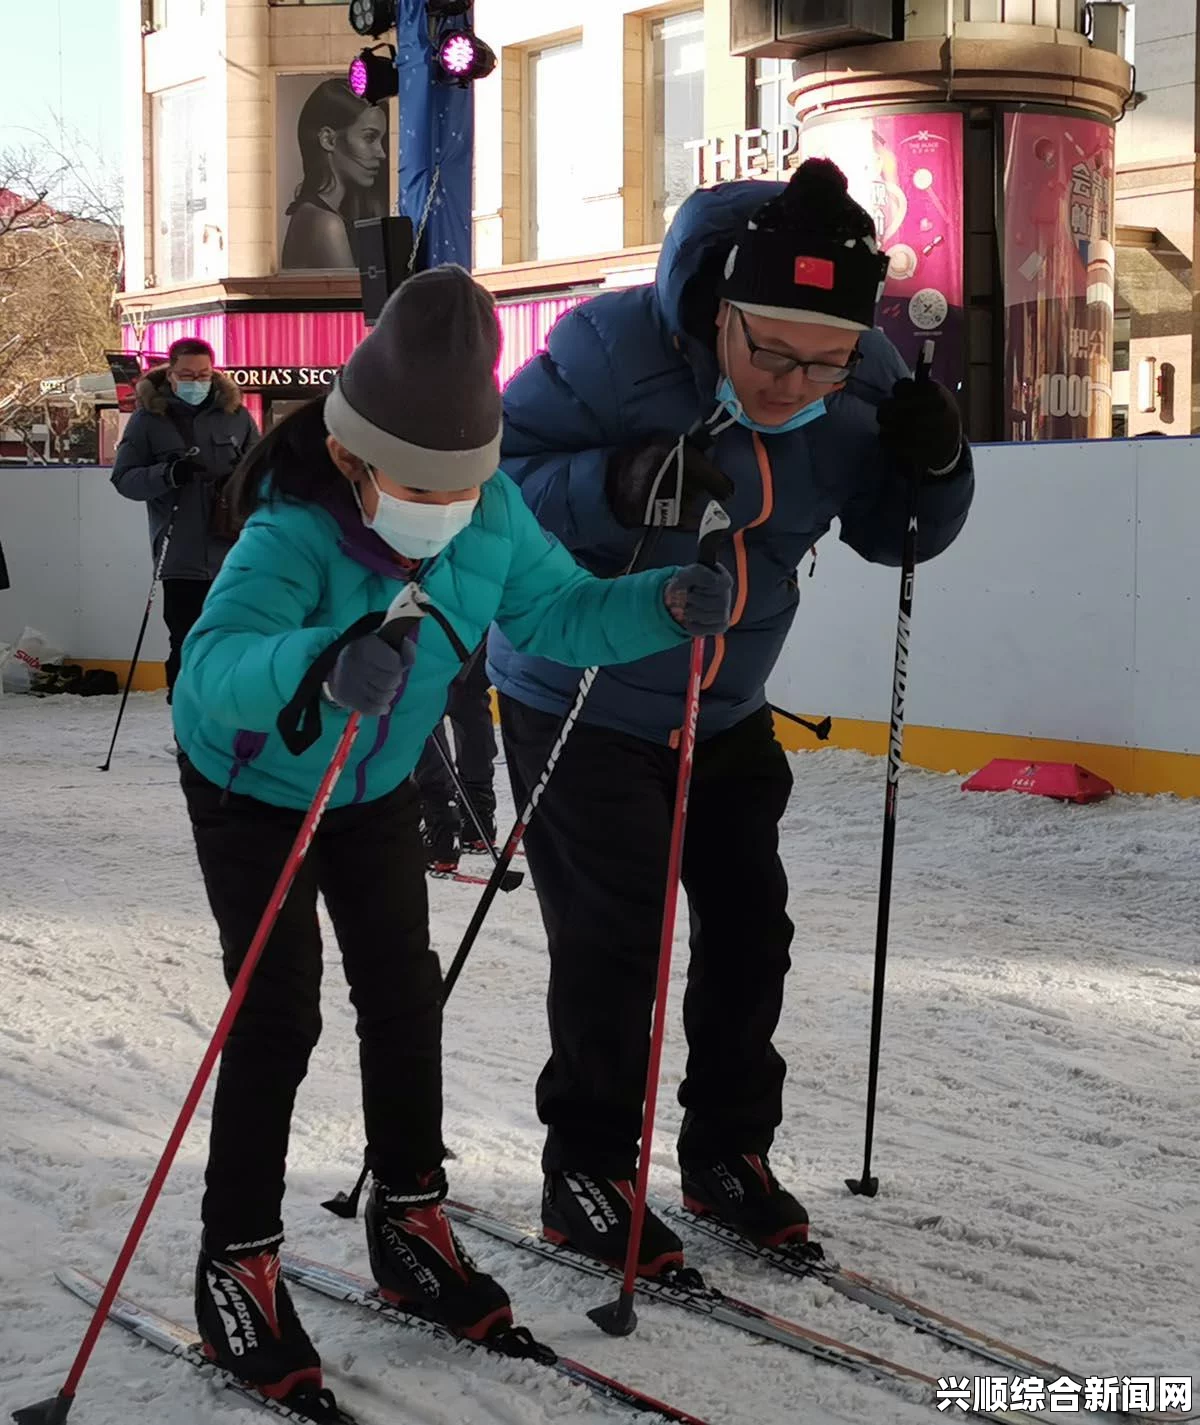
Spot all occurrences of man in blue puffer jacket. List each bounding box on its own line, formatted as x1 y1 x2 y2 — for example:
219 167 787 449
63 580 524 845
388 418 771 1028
490 159 975 1271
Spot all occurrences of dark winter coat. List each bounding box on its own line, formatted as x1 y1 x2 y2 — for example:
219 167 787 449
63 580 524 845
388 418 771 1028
488 180 975 745
111 368 260 581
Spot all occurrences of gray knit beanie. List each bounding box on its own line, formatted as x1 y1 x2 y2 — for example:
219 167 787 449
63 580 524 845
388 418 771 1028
324 264 502 491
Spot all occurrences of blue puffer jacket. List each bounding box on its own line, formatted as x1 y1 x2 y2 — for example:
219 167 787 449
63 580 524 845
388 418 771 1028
489 181 974 744
172 470 688 811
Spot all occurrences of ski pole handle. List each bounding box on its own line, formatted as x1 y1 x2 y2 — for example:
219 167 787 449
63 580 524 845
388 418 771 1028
696 499 731 568
375 581 428 652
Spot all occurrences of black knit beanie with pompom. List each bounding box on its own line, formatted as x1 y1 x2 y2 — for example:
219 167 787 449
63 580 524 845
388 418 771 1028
718 158 889 331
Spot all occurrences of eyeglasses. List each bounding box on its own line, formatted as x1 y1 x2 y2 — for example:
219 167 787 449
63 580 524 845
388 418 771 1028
736 308 860 384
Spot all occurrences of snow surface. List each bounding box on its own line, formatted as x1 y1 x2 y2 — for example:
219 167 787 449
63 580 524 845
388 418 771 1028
2 691 1198 1425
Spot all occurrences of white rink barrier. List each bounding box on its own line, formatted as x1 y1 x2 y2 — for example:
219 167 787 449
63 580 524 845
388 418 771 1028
2 440 1199 792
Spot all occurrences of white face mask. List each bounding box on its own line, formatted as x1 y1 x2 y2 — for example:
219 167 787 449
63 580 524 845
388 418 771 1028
359 470 478 559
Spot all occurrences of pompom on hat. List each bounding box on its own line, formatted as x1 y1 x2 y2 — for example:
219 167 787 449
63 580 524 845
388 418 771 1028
718 158 889 332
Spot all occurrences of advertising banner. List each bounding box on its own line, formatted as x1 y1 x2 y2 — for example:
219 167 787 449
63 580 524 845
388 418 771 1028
801 112 964 388
1003 113 1116 440
276 74 390 271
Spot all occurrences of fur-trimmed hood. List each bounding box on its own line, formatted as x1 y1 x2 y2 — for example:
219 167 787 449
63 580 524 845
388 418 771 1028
136 365 242 415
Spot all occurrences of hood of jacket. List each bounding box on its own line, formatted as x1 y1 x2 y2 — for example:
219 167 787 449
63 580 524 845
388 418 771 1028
136 365 243 416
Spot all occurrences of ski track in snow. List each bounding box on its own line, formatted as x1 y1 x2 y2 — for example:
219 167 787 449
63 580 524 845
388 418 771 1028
1 692 1198 1424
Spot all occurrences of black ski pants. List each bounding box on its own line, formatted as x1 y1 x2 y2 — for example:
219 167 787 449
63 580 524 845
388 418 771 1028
499 697 794 1178
414 646 497 831
180 758 443 1248
162 577 211 698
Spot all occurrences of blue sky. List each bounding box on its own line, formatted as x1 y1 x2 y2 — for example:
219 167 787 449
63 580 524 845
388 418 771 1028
0 0 122 170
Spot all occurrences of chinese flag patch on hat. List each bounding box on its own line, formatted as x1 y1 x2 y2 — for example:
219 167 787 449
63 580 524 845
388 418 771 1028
794 256 835 290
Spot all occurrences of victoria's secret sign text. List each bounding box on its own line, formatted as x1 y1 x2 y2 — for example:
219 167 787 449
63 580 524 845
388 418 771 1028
225 367 340 392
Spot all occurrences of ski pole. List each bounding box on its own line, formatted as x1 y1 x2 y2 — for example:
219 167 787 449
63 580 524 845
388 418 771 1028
16 610 423 1425
18 717 363 1425
99 470 192 771
590 499 731 1339
846 338 936 1200
426 722 523 892
769 704 833 741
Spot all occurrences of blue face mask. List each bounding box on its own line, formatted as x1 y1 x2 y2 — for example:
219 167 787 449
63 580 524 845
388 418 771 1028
714 376 828 436
174 379 211 406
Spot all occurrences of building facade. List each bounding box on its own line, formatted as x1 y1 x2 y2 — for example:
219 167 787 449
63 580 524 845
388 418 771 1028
120 0 1198 441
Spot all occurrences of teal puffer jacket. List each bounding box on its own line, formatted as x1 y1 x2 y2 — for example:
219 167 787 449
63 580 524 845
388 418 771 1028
172 470 687 811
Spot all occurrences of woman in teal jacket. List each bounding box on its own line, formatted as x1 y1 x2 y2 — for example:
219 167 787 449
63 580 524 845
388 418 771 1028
172 266 731 1421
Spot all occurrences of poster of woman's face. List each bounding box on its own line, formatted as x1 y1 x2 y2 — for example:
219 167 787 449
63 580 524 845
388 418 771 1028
276 73 389 271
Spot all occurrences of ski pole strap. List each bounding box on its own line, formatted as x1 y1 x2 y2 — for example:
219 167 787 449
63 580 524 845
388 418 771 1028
277 612 383 756
277 597 472 757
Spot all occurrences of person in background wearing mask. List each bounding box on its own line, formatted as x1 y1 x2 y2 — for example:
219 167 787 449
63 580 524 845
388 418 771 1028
112 337 260 697
169 265 731 1417
490 158 975 1274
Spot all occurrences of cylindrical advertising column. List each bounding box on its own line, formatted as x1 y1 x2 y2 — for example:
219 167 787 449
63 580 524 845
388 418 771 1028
799 110 966 392
1001 111 1116 442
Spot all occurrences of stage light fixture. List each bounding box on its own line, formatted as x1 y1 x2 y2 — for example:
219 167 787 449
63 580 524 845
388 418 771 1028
425 0 472 16
435 28 495 83
348 0 397 38
348 44 399 103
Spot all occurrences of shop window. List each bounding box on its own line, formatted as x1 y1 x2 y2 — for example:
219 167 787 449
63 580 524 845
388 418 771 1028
648 8 705 239
153 83 209 287
1112 310 1131 373
751 58 792 133
529 39 592 260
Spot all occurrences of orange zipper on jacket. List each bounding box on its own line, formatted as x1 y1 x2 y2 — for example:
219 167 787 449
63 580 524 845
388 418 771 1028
700 429 775 691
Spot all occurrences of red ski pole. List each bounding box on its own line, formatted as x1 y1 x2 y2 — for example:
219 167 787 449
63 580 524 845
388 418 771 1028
589 499 731 1339
16 600 424 1425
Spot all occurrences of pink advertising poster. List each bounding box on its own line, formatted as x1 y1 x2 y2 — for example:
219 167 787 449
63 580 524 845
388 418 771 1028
800 112 964 388
1003 113 1115 440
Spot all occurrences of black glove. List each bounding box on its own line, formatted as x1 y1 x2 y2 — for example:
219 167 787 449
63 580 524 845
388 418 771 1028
877 377 963 477
169 453 207 487
607 434 733 530
325 629 416 717
663 562 734 637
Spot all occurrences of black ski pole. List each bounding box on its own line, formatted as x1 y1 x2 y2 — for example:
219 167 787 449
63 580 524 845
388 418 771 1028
769 704 832 741
846 339 935 1199
427 720 522 891
99 469 191 772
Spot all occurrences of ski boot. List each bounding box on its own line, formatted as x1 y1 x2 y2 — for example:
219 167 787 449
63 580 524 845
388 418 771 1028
542 1170 684 1277
196 1232 344 1419
365 1169 512 1341
423 820 460 877
681 1154 811 1248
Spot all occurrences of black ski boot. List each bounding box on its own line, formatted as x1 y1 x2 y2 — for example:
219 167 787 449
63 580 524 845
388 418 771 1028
365 1169 513 1341
195 1233 336 1414
681 1154 810 1247
423 820 460 876
460 789 496 855
542 1170 684 1277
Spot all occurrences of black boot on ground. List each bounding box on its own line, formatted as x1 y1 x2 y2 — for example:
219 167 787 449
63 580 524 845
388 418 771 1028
460 791 497 855
541 1170 684 1277
680 1154 810 1247
423 820 460 875
365 1169 512 1341
196 1234 342 1418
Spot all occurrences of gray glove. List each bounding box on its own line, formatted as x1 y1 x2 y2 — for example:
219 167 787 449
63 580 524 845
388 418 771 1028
325 630 416 717
663 563 733 637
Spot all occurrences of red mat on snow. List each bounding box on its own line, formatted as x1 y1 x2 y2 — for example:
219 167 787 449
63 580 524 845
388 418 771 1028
961 759 1114 804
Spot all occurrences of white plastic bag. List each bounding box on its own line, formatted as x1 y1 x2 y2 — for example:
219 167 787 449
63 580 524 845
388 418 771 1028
0 627 65 694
